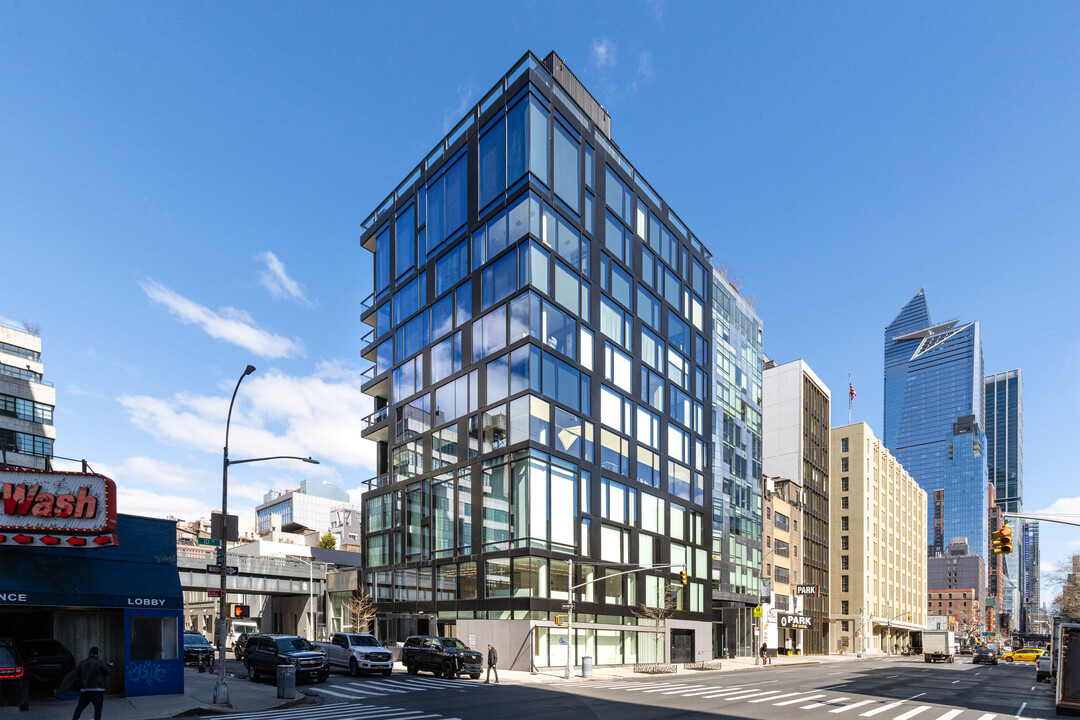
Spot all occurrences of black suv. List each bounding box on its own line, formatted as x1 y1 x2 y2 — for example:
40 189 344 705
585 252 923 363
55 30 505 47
232 633 250 661
244 634 328 684
182 632 215 666
0 637 30 711
16 639 75 693
401 636 483 679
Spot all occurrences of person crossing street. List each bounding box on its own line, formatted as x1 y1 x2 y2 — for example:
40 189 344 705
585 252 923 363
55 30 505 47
485 643 499 683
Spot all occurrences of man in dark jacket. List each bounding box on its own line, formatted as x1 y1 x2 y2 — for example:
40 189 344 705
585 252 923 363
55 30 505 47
71 647 112 720
485 643 499 684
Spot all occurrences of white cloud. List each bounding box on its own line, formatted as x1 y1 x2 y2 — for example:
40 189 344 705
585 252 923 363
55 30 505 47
257 251 312 307
591 39 617 69
118 361 377 473
1030 495 1080 520
119 487 213 520
443 84 474 133
141 279 304 359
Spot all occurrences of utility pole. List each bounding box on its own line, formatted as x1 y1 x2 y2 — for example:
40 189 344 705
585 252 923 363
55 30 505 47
858 607 864 658
564 558 573 680
887 599 891 656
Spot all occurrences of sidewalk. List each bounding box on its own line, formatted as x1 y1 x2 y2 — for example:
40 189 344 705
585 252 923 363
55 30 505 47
0 652 882 718
0 667 304 720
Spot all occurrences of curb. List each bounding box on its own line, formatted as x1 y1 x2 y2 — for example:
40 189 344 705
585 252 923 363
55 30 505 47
172 695 309 717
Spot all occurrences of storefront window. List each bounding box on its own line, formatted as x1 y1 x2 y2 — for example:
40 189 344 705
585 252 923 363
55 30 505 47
130 616 179 661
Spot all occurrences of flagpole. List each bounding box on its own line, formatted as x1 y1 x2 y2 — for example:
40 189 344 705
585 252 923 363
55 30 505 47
848 373 852 424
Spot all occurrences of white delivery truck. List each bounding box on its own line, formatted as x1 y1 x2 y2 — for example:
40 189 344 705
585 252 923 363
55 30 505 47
923 630 956 663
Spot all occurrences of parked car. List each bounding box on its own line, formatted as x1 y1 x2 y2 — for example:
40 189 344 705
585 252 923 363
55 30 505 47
182 633 215 666
1002 647 1042 663
244 634 329 684
972 647 998 665
15 639 75 693
232 633 250 661
400 636 483 679
313 633 393 676
0 638 30 711
1035 649 1051 681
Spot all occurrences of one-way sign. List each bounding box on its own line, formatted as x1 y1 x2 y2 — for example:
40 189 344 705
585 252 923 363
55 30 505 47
206 564 239 576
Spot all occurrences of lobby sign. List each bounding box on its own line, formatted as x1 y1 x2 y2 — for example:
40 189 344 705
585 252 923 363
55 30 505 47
0 469 118 547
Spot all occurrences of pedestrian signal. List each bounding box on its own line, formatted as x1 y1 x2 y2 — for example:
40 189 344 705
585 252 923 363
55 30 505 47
230 604 250 618
554 615 569 627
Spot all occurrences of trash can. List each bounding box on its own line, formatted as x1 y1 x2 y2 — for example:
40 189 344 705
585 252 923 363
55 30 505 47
582 656 593 678
276 664 296 699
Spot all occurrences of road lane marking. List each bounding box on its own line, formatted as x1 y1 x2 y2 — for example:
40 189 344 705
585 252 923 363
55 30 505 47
831 700 876 713
823 684 850 690
777 694 827 706
1016 702 1027 717
749 692 808 703
622 682 684 692
709 689 782 701
829 671 845 675
678 687 746 697
861 701 906 716
906 694 926 701
1031 687 1036 691
952 680 961 684
974 714 997 720
655 685 715 694
894 706 932 720
641 684 701 693
689 686 758 698
933 710 963 720
887 675 899 678
801 696 845 709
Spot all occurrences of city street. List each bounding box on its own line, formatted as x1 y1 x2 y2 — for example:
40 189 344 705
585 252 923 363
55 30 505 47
175 655 1056 720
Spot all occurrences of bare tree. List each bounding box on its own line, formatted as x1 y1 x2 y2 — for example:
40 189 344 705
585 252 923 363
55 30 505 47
633 582 676 666
1047 554 1080 617
718 263 746 293
349 587 378 633
22 321 41 335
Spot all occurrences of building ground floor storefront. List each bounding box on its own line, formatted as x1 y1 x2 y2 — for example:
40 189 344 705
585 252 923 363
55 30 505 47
0 514 184 696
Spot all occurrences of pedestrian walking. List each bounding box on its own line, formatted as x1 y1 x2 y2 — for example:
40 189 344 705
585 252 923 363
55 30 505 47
760 641 769 665
71 646 112 720
485 643 499 683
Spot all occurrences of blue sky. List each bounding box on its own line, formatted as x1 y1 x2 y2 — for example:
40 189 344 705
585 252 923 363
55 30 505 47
2 2 1077 600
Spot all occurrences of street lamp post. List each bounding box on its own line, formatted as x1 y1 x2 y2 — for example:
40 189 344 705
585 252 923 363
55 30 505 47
212 365 319 706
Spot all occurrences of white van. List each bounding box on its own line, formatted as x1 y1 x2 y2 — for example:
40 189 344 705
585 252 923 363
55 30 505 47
226 619 259 651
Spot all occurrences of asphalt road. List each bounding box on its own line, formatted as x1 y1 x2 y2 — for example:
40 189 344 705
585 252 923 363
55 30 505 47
201 655 1056 720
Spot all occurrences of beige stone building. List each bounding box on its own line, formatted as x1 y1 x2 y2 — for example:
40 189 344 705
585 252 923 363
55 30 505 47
830 422 927 655
762 475 803 655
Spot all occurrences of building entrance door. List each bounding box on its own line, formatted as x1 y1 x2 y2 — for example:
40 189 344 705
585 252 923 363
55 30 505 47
671 629 694 663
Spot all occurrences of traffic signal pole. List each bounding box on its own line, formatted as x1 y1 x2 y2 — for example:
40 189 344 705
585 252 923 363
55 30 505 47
562 561 686 679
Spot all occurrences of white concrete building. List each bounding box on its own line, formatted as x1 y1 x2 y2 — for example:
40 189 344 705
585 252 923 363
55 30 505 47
0 321 55 470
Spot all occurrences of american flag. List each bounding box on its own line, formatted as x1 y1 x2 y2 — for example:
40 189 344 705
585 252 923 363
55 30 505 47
849 380 857 409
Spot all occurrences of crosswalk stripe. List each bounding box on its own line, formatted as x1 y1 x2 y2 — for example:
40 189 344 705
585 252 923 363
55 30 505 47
750 692 810 703
310 686 368 698
973 714 997 720
351 681 412 693
623 681 685 692
199 704 443 720
801 695 846 709
831 699 876 713
713 689 782 701
642 684 704 693
861 701 905 717
676 686 746 697
894 706 932 720
777 693 827 706
657 685 713 694
934 710 963 720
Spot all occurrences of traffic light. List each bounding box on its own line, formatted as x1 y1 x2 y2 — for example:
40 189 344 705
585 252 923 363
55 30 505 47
680 570 687 586
230 604 250 618
554 615 569 627
999 524 1012 554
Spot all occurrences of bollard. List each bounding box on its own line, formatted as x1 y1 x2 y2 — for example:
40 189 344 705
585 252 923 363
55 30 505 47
582 656 593 678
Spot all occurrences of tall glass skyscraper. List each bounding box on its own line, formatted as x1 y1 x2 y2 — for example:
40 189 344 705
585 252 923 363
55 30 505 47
985 369 1024 627
883 290 988 558
357 51 726 668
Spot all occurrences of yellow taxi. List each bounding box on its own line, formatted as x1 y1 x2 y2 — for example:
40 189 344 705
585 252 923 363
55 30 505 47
1001 647 1043 662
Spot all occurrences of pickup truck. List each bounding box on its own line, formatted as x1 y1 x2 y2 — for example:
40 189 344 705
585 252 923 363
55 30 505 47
313 633 393 676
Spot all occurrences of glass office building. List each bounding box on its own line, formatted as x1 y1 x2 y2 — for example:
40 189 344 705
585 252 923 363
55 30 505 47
710 273 764 658
883 290 988 558
357 52 718 668
985 369 1024 627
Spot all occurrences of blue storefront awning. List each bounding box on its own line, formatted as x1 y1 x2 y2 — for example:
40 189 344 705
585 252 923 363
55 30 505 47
1 514 183 611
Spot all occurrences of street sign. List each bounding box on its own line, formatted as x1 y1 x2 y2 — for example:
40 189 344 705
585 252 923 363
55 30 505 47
206 564 239 576
198 537 221 546
561 603 573 609
207 588 221 598
778 612 813 630
216 551 225 565
753 606 763 618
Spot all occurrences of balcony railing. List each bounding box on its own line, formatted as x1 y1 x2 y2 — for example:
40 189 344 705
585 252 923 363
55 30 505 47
361 474 390 492
361 292 376 315
360 327 374 346
361 406 389 431
361 365 375 382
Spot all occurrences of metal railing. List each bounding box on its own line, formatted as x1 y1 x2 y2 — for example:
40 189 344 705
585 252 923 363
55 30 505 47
361 406 389 431
361 292 376 314
361 365 375 382
360 327 375 346
360 473 390 491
